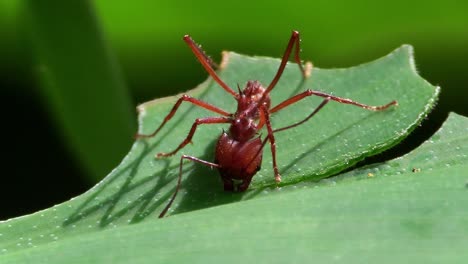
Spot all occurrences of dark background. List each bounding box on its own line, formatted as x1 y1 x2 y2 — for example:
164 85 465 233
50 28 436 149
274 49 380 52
1 1 467 219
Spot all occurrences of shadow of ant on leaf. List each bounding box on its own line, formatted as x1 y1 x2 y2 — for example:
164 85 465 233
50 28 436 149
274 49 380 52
168 139 242 216
62 140 174 227
61 135 261 227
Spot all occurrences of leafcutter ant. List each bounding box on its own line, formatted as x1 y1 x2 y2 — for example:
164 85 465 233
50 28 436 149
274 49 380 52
136 31 397 217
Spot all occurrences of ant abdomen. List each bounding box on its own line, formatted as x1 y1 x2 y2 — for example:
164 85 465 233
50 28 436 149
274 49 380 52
215 132 263 191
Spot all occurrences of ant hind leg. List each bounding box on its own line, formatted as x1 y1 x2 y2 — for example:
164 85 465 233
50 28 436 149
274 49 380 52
159 155 220 218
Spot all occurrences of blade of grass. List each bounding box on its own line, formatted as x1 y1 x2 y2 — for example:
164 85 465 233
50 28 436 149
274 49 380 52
26 0 135 182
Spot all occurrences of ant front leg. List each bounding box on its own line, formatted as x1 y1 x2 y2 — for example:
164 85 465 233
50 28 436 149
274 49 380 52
159 155 220 218
135 95 230 139
157 117 231 158
260 106 282 183
274 98 330 133
270 89 397 114
266 30 308 94
184 35 238 97
244 99 330 184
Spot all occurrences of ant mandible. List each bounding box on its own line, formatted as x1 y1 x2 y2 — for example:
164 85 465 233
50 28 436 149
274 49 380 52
136 31 398 218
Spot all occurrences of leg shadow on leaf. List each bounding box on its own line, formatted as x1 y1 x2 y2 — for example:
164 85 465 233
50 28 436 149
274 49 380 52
279 110 396 184
165 139 270 217
62 140 177 227
159 139 240 217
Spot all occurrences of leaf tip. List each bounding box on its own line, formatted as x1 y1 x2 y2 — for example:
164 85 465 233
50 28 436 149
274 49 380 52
304 61 314 78
136 104 147 134
402 44 418 74
219 51 231 70
391 44 417 74
395 45 440 103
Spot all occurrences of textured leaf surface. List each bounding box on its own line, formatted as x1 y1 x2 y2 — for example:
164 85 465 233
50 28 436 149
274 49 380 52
2 112 465 263
0 45 443 262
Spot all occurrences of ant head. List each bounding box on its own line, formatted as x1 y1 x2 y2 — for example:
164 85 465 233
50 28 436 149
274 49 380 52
235 81 270 117
240 80 267 103
243 81 263 96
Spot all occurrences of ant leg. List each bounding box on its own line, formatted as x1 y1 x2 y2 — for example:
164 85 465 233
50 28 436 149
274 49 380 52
159 154 220 218
265 30 305 94
243 100 330 179
186 37 219 70
135 95 230 139
271 89 397 114
274 98 330 133
244 136 269 178
157 117 231 157
237 177 253 192
184 35 238 97
260 106 282 183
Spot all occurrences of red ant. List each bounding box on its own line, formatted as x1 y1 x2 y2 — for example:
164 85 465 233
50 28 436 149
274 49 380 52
136 31 397 218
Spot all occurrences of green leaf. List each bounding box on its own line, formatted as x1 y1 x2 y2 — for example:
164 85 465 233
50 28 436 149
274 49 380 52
0 45 444 262
3 112 466 263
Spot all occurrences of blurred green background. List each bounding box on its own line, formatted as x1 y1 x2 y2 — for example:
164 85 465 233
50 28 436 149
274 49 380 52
1 0 467 219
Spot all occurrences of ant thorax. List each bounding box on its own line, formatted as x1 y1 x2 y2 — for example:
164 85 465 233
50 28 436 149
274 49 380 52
229 80 271 142
229 117 257 142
